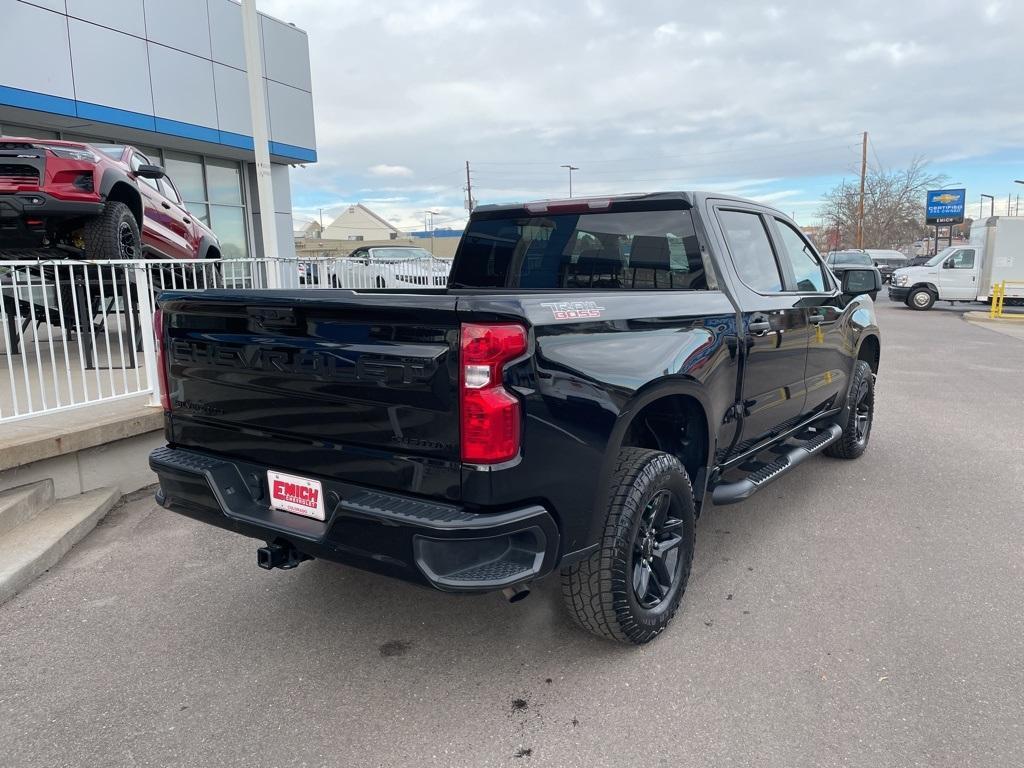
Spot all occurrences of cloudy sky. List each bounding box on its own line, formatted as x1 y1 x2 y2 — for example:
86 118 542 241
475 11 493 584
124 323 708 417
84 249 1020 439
258 0 1022 231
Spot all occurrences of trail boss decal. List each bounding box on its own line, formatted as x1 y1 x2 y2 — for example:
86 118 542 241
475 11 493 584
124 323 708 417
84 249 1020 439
541 300 605 320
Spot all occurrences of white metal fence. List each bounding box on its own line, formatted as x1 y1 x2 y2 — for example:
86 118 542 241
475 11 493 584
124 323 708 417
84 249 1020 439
0 255 451 423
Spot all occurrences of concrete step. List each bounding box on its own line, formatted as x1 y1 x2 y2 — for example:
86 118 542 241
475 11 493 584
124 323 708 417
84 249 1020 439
0 479 54 537
0 486 120 605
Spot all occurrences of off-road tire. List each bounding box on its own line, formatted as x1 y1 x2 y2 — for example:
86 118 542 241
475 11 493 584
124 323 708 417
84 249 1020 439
907 287 935 311
561 448 696 645
825 360 874 459
84 201 140 260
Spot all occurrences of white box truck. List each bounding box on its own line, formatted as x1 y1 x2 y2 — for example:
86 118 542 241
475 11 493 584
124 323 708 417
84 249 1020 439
889 216 1024 310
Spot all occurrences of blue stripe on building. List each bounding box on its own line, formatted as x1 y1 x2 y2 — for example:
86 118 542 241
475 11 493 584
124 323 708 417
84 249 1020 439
0 87 316 164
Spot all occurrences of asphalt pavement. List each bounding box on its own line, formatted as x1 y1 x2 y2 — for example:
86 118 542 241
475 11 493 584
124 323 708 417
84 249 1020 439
2 297 1022 768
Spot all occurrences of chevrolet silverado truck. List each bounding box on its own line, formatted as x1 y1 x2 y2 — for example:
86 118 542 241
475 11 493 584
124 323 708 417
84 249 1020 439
0 137 220 260
149 192 882 644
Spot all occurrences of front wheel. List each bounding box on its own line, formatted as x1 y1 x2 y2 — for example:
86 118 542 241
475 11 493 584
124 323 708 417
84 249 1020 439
561 448 696 645
825 360 874 459
907 287 935 310
84 201 140 260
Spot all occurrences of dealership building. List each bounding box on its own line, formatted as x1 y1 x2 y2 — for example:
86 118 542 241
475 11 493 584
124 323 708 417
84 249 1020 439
0 0 317 261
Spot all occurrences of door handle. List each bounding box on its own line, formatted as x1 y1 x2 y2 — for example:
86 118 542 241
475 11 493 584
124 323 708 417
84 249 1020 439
182 217 191 224
748 319 772 335
808 312 826 325
161 201 171 210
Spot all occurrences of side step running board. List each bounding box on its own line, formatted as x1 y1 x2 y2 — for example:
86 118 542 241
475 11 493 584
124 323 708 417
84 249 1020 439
711 424 843 506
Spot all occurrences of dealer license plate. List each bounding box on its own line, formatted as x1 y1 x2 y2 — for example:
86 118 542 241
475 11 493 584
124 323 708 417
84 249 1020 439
267 470 325 521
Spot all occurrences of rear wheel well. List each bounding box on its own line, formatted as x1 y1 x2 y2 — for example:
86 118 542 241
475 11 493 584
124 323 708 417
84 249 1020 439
205 245 221 259
857 334 880 374
105 181 142 228
620 394 709 488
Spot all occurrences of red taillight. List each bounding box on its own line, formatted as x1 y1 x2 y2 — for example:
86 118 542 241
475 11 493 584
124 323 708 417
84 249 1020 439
153 309 171 412
460 323 528 464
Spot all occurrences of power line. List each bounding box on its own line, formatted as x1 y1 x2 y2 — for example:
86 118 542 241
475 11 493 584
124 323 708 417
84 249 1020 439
469 134 865 167
467 143 860 182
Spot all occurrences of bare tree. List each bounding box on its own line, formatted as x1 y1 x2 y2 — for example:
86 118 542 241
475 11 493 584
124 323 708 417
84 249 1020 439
819 157 946 250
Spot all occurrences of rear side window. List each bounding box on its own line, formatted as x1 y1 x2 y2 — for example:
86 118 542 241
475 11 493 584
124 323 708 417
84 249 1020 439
451 209 711 290
717 210 783 293
773 218 828 292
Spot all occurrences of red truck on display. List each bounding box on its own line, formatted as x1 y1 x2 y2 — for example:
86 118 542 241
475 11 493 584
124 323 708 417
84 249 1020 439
0 137 220 260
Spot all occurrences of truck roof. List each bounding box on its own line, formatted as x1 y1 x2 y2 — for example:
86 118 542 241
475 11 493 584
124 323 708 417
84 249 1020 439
473 191 788 217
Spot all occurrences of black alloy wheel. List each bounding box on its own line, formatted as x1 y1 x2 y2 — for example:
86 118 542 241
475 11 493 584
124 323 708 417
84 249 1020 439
632 489 686 609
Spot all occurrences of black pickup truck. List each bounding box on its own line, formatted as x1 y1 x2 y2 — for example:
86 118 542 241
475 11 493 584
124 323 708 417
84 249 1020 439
149 192 882 644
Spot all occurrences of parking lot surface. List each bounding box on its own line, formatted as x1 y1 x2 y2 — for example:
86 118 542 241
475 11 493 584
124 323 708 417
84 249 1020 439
1 298 1022 768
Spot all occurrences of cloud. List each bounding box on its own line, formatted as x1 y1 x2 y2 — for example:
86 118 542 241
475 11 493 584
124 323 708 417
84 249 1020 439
367 164 414 178
258 0 1024 226
842 41 923 65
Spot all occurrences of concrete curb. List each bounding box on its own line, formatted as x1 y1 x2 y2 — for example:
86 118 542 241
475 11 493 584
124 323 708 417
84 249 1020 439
0 486 120 606
0 397 163 473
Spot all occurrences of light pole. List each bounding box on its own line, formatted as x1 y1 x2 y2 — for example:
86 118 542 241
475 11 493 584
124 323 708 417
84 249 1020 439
240 0 281 286
560 164 578 198
427 210 441 254
980 194 995 219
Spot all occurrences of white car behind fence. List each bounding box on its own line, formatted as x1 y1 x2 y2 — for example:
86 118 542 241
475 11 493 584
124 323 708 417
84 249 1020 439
299 246 452 289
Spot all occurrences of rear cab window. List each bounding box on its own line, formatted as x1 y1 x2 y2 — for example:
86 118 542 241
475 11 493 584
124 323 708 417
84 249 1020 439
450 207 714 290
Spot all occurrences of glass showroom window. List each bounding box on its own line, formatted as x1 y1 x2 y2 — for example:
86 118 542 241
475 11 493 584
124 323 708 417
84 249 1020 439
162 151 250 260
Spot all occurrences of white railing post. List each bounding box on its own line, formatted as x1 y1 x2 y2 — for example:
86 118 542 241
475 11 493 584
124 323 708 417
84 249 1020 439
135 264 160 408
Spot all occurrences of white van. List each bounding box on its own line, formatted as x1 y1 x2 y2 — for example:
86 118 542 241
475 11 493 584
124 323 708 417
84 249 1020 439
889 217 1024 310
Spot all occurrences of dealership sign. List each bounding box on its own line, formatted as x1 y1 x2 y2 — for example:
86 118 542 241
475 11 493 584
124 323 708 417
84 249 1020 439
926 188 966 226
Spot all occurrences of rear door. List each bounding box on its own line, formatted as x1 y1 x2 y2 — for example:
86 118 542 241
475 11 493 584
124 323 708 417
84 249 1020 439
161 291 464 500
157 175 200 258
711 204 811 448
938 247 979 299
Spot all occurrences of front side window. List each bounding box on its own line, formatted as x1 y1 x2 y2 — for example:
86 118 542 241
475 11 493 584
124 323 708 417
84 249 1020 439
452 209 709 290
718 210 782 293
130 152 158 191
949 249 976 269
774 219 828 292
158 177 181 204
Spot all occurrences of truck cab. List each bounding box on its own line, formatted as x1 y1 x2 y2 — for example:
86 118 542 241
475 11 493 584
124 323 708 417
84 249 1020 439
890 245 980 309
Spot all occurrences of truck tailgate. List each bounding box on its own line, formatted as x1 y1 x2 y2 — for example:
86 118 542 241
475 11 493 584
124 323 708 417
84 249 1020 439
158 290 462 501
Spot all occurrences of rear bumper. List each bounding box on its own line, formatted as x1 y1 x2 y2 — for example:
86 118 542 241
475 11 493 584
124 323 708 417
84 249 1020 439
150 446 560 593
888 286 910 302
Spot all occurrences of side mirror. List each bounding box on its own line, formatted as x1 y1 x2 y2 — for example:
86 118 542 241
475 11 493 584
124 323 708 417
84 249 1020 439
135 164 166 180
841 268 882 296
942 259 954 269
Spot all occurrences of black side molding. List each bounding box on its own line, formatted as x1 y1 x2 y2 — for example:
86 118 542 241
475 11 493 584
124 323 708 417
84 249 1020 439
711 424 842 505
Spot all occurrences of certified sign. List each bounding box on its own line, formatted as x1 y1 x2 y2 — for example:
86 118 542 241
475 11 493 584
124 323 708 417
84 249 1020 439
926 189 966 226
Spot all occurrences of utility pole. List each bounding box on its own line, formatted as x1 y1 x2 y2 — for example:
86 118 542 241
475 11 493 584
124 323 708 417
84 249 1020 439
240 0 281 287
561 164 579 198
465 161 474 212
856 131 867 249
427 210 440 255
